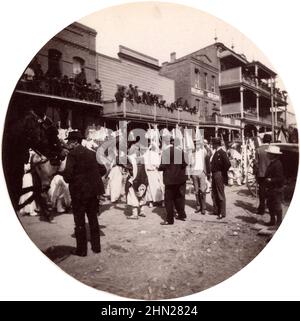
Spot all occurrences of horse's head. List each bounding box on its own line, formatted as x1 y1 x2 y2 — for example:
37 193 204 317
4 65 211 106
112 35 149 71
30 152 61 193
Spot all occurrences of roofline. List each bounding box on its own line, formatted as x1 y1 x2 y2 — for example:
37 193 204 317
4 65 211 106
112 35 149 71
119 45 159 64
72 22 97 36
248 61 277 77
97 52 120 62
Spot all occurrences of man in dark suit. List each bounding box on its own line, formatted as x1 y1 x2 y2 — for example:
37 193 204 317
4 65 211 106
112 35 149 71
210 137 231 219
265 145 284 226
255 134 272 214
62 131 106 256
159 137 187 225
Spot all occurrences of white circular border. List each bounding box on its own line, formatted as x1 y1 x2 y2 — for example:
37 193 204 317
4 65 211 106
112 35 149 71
0 0 299 300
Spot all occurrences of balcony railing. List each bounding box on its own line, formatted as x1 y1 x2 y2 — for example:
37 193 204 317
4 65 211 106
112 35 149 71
102 100 199 125
16 77 103 104
244 109 258 120
200 114 241 127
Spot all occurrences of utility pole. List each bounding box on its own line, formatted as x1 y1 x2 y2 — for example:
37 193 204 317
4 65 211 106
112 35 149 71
270 78 275 142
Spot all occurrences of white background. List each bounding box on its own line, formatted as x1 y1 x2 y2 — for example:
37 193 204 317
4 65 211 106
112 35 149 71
0 0 299 300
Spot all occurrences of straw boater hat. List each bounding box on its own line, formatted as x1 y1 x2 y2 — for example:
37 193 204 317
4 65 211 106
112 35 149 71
265 145 282 155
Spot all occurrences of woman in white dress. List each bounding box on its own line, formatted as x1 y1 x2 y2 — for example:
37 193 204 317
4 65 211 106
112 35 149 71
143 141 164 207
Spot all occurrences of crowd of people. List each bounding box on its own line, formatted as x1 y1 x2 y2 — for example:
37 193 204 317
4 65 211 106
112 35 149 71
115 84 199 114
11 103 288 257
17 64 102 103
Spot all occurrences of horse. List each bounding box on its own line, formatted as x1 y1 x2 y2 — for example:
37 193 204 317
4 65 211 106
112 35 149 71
18 149 68 222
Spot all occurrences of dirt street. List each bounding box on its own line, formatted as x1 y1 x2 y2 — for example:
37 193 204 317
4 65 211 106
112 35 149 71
19 183 287 300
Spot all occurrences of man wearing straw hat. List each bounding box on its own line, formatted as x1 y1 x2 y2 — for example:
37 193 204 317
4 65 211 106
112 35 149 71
190 136 210 215
264 145 284 226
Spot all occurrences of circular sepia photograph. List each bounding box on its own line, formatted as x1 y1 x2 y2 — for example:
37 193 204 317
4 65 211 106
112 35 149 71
1 1 299 300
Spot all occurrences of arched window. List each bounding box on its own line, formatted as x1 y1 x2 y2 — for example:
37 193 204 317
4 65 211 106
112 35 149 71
73 57 85 75
47 49 62 78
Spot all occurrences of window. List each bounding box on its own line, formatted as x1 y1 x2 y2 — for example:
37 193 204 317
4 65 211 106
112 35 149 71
194 68 200 88
204 72 208 90
47 49 62 78
211 75 216 92
196 99 200 111
73 57 85 75
204 101 208 117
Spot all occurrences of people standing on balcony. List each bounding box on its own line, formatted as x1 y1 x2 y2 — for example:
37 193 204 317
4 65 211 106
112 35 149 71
141 91 148 105
74 67 87 100
31 62 45 93
126 84 135 103
46 58 62 96
133 85 141 103
93 79 102 103
210 137 231 219
159 137 187 225
190 137 211 215
22 66 35 91
264 145 284 227
183 100 189 111
115 86 126 106
61 75 70 98
146 92 153 105
254 134 272 214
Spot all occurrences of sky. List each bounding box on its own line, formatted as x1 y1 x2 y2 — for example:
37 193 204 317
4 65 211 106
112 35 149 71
79 1 292 111
79 2 275 72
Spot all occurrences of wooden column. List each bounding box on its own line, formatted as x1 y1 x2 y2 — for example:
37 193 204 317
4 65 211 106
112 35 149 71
256 93 260 121
240 86 244 119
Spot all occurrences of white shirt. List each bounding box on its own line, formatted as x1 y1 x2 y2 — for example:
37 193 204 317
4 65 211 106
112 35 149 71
191 147 207 175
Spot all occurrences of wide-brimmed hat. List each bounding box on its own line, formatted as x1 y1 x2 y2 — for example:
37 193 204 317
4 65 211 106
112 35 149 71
266 145 282 155
65 130 83 141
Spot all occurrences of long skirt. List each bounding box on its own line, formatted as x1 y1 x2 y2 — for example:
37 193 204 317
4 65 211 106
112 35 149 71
108 166 123 202
146 170 164 202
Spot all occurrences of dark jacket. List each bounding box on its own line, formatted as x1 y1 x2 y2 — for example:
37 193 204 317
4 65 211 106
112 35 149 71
211 148 231 184
159 145 187 185
63 145 106 200
255 144 271 178
265 158 284 189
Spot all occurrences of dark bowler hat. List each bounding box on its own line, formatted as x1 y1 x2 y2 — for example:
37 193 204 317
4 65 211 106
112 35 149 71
65 130 83 141
211 137 221 145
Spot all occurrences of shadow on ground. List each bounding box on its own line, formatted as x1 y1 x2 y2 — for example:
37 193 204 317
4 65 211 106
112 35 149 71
234 200 257 214
44 245 75 263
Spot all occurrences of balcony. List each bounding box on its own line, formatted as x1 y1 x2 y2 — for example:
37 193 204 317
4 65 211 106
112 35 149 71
200 114 241 128
102 100 199 126
220 67 241 86
244 109 258 120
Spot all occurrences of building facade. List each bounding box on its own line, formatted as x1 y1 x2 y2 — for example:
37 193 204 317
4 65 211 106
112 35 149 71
98 46 199 129
161 42 288 142
7 22 103 134
6 21 291 142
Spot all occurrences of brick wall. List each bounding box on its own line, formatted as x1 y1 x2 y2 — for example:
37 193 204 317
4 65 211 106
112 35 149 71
35 23 97 84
